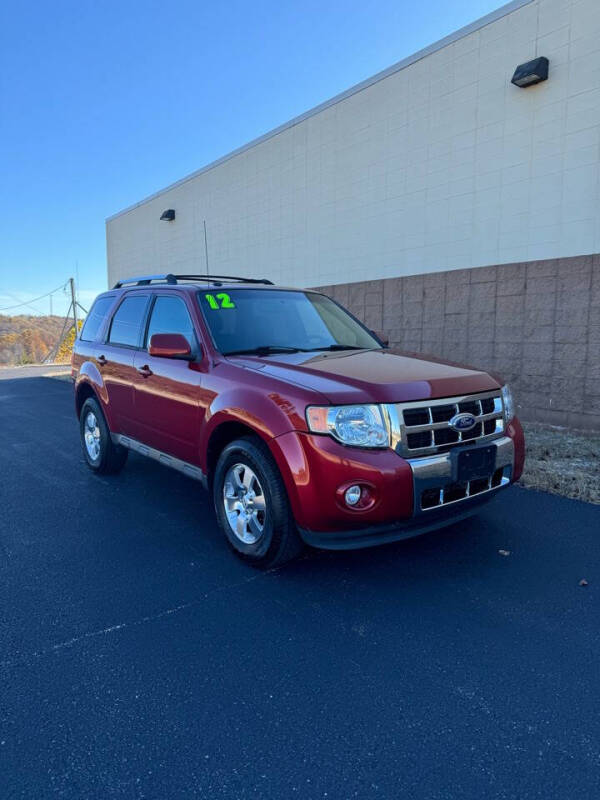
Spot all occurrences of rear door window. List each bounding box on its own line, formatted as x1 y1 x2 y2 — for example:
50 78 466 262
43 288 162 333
146 296 196 348
108 295 149 348
80 296 114 342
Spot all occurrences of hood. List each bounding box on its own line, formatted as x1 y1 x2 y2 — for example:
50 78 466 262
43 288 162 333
228 348 501 404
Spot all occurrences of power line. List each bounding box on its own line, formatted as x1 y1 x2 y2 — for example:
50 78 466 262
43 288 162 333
0 281 69 313
1 293 47 315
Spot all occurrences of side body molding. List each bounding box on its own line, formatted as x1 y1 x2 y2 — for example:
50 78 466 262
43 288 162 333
112 434 208 488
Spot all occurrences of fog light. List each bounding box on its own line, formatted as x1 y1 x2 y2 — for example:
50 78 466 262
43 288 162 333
345 485 362 506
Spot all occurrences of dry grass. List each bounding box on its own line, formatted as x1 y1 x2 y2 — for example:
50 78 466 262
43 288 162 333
520 423 600 505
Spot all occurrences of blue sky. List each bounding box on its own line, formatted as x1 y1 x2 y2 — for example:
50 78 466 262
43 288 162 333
0 0 502 316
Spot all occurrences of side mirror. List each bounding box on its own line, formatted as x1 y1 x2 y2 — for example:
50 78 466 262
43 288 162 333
148 333 192 359
371 330 390 347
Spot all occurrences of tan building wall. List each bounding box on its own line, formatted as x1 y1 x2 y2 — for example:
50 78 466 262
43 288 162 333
107 0 600 290
314 253 600 430
106 0 600 429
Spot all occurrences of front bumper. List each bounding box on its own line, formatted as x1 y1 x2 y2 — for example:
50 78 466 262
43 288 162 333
297 436 514 550
298 485 509 549
269 419 524 550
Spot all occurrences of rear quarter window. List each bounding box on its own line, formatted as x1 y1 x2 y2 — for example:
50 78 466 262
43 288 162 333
80 296 115 342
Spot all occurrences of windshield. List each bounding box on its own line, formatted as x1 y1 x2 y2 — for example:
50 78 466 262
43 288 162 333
197 289 381 355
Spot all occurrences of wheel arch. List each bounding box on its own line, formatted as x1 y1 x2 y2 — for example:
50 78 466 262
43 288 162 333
205 420 267 485
75 381 99 417
74 367 114 430
201 383 306 484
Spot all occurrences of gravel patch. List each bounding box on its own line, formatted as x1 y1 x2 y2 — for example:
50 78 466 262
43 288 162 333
520 423 600 505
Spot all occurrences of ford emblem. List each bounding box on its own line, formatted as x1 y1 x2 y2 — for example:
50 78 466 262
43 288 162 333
450 412 477 432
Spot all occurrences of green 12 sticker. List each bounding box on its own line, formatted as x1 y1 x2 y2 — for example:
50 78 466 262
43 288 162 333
205 292 236 309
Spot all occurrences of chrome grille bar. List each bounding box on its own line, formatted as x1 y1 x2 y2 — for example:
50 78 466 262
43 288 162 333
408 435 514 516
384 390 505 458
401 411 502 434
419 468 511 511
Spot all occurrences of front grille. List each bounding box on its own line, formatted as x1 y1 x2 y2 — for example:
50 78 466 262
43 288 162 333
434 428 459 446
420 467 508 511
407 430 433 449
404 408 430 426
386 390 505 457
432 404 456 423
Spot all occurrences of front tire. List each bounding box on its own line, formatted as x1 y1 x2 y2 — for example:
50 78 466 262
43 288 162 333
212 436 303 568
79 397 128 475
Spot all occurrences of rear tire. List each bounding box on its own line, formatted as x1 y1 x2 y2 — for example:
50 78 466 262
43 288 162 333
80 397 128 475
212 436 303 568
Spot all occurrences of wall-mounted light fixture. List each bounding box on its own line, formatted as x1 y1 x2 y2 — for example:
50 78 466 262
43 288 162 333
160 209 176 221
511 56 549 87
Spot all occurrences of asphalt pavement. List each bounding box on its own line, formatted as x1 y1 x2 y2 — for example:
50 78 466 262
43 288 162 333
1 376 598 799
0 364 70 380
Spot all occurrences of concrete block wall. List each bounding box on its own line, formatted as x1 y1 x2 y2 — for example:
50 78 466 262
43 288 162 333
314 253 600 430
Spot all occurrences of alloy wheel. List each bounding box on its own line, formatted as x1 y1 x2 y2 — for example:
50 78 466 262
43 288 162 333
223 463 267 544
84 411 101 461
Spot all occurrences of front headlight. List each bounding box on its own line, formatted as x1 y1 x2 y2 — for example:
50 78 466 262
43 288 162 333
306 404 390 448
501 384 515 422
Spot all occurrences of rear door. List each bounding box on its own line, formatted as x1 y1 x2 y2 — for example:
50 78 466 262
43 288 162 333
132 292 203 465
97 293 151 433
74 292 117 376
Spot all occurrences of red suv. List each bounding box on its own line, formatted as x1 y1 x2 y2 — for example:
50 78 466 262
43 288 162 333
72 274 525 568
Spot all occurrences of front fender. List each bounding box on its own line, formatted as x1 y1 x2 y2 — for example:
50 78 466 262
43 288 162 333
199 386 307 469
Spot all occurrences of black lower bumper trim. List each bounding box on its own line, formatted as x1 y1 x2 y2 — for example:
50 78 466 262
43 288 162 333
298 486 510 551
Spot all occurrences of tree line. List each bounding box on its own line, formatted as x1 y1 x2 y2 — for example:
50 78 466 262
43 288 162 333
0 315 82 365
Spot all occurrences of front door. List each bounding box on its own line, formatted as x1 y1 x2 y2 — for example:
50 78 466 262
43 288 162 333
132 292 202 465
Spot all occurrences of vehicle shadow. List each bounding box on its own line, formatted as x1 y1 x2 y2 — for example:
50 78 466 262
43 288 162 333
294 511 504 580
118 444 516 593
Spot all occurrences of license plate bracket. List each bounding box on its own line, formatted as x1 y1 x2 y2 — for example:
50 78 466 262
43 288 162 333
455 445 497 483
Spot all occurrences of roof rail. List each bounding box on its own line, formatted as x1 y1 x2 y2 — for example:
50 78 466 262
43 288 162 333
171 274 274 286
113 273 274 289
113 273 177 288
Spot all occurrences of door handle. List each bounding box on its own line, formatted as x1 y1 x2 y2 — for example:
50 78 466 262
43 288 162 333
97 355 107 366
137 365 153 378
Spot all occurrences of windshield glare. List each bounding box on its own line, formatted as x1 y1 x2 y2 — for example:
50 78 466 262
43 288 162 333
197 289 381 355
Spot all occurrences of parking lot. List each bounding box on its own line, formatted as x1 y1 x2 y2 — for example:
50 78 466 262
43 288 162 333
1 374 599 799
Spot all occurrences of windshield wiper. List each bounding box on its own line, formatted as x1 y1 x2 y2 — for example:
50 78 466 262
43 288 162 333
224 343 372 356
224 345 306 356
305 344 367 352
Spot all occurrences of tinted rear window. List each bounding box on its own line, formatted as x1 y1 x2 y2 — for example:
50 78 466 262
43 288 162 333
80 296 114 342
108 295 149 347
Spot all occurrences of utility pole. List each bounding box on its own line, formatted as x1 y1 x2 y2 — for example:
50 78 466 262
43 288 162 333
69 277 78 336
42 277 85 364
